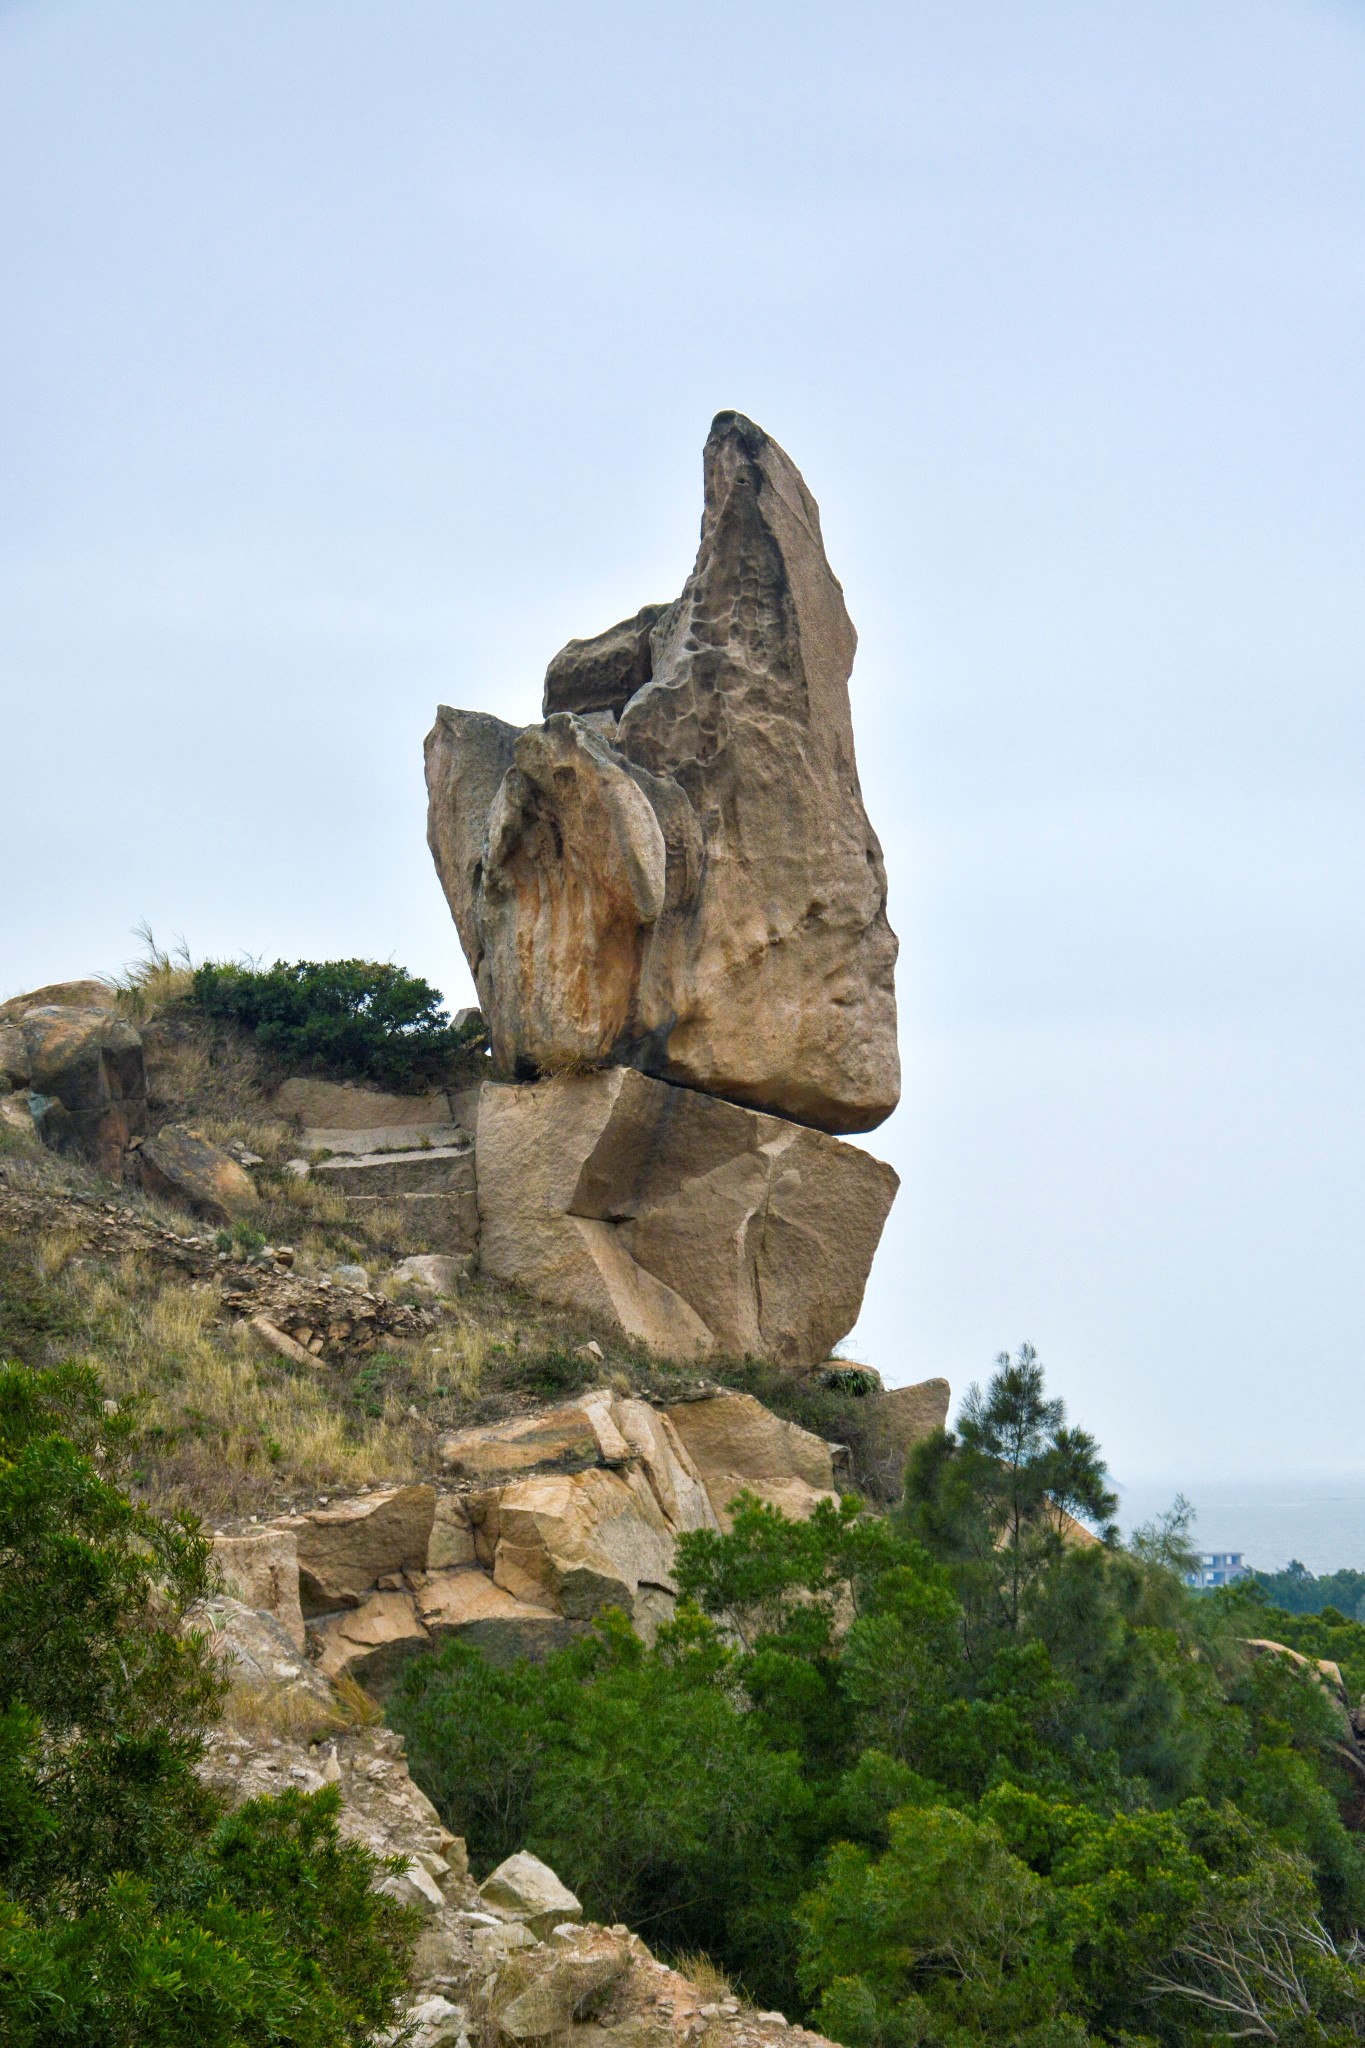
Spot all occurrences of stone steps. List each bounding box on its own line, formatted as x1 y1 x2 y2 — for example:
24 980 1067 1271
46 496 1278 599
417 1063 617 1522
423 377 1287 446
310 1144 473 1194
300 1122 464 1157
309 1142 478 1256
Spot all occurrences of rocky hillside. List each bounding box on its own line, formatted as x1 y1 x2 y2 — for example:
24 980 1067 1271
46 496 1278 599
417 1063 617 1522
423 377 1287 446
201 1594 839 2048
0 419 955 2039
0 971 945 2041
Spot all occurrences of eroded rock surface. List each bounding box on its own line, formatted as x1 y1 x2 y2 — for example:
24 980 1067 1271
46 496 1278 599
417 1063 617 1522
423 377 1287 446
9 1003 146 1177
426 412 899 1137
139 1121 260 1223
207 1382 858 1682
475 1070 897 1368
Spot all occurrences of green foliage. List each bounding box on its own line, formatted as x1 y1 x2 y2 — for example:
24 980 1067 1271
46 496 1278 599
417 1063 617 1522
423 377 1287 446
798 1790 1365 2048
396 1346 1365 2042
0 1360 415 2043
1254 1561 1365 1621
1207 1578 1365 1730
499 1342 599 1400
899 1343 1118 1661
190 956 486 1089
797 1805 1084 2048
393 1611 811 2000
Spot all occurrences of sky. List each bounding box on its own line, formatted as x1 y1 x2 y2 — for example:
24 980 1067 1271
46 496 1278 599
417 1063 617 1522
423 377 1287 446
2 1 1363 1529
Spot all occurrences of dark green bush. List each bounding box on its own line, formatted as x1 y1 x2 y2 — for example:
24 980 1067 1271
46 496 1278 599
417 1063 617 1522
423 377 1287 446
393 1612 811 2004
1253 1560 1365 1621
500 1343 599 1400
0 1359 415 2043
190 957 486 1089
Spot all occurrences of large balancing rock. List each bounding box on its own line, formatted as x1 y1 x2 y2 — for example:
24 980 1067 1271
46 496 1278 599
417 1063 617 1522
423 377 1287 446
425 411 899 1136
474 1069 898 1369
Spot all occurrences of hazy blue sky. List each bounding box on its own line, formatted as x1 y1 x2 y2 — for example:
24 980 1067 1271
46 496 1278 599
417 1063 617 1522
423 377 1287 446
3 1 1363 1506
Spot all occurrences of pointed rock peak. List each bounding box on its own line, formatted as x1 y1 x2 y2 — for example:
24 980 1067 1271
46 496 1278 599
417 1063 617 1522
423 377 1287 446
426 413 899 1136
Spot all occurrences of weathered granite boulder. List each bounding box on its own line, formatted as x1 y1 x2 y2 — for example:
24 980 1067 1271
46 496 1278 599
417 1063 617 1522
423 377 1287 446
212 1527 306 1648
139 1122 259 1224
414 1567 576 1663
426 411 899 1137
0 1094 39 1148
0 979 117 1018
281 1483 436 1612
877 1377 951 1456
479 1851 582 1936
486 1465 679 1621
18 1004 146 1177
664 1391 838 1528
313 1588 434 1687
0 1021 29 1088
475 1069 897 1367
395 1253 471 1297
226 1381 859 1679
192 1593 340 1736
542 602 671 720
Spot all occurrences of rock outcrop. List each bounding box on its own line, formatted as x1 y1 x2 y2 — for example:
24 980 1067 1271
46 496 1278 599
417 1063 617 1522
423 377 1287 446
198 1612 837 2048
475 1069 897 1367
426 412 899 1138
0 978 118 1018
210 1384 855 1685
139 1121 261 1223
0 995 147 1177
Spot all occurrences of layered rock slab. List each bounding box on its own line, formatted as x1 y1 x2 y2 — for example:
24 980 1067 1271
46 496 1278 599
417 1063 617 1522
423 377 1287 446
426 411 899 1137
475 1069 897 1367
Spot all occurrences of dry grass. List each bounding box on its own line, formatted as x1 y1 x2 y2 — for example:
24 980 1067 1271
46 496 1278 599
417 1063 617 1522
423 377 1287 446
671 1954 735 2001
0 981 738 1534
34 1225 86 1280
107 923 197 1022
0 991 719 1523
219 1671 383 1742
399 1316 495 1401
223 1678 348 1744
56 1256 424 1516
141 1016 278 1132
0 1170 677 1523
331 1671 387 1727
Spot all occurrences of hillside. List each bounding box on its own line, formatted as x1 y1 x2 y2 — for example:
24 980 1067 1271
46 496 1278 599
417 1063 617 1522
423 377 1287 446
0 964 943 2046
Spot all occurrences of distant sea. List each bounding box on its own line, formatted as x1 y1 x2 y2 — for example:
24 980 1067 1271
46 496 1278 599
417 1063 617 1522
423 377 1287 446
1113 1472 1365 1577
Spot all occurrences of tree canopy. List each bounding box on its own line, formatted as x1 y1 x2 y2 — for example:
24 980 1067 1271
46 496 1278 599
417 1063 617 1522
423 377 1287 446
395 1347 1365 2045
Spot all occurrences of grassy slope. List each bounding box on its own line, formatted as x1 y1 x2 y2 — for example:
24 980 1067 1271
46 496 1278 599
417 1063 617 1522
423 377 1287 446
0 1001 895 1525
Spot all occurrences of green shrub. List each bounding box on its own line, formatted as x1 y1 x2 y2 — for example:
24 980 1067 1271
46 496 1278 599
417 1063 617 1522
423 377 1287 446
1253 1561 1365 1621
190 957 485 1090
0 1359 416 2043
394 1350 1365 2039
392 1612 812 2007
500 1343 598 1400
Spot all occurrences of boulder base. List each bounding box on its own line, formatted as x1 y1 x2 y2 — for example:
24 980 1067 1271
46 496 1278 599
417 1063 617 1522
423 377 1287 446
475 1069 897 1367
663 1391 837 1528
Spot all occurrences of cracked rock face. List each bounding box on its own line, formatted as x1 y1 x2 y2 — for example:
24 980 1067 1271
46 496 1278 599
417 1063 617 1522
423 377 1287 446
426 413 899 1137
474 1069 898 1368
